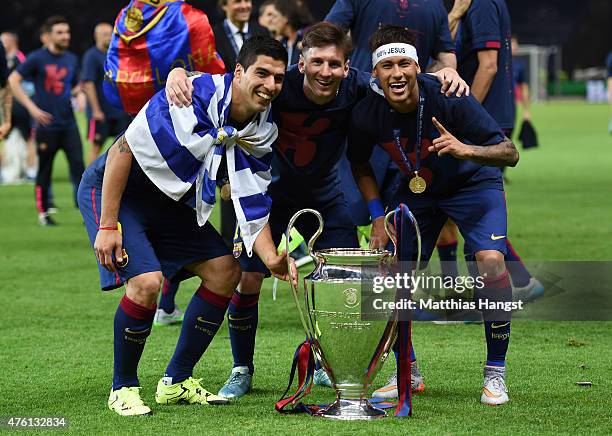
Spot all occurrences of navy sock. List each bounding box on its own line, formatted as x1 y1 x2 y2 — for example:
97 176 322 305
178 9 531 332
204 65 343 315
437 240 459 280
476 270 512 367
159 278 179 314
227 291 259 374
113 295 156 390
393 342 417 364
504 239 531 288
164 286 230 383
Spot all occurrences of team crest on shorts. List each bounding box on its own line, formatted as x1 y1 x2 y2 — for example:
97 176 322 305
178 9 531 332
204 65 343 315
233 242 243 258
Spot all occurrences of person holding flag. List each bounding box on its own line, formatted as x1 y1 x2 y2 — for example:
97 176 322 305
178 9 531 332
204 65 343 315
103 0 228 326
78 36 295 416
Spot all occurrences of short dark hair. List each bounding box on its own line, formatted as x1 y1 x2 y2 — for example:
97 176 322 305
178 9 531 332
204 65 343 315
44 15 69 32
301 22 352 61
272 0 312 31
369 24 417 53
236 35 288 70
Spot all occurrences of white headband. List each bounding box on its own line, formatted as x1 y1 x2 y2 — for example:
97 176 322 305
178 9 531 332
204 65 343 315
371 43 419 69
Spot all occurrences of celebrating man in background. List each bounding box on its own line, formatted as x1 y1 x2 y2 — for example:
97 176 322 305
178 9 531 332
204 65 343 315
9 15 84 226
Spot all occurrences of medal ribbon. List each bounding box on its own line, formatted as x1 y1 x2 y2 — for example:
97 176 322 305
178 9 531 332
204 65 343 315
392 90 425 177
394 203 413 417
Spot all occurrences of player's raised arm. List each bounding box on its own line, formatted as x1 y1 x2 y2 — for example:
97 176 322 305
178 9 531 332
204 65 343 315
429 67 470 97
165 67 198 107
429 116 519 167
95 135 132 272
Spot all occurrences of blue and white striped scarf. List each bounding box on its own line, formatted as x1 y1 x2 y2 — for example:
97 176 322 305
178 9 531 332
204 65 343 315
125 73 276 256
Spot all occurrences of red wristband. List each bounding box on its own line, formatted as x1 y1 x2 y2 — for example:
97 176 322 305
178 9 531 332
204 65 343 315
98 226 118 231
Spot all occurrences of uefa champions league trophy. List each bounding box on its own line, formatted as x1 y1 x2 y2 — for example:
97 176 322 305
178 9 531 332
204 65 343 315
285 208 420 420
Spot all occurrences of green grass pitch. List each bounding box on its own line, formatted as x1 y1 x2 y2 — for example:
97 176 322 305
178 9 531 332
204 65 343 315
1 101 611 434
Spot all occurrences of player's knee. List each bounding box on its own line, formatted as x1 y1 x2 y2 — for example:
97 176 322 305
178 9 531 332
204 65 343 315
475 250 505 277
239 272 265 294
125 271 163 307
201 256 241 296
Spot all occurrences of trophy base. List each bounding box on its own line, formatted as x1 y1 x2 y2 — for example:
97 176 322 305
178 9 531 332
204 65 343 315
316 398 387 420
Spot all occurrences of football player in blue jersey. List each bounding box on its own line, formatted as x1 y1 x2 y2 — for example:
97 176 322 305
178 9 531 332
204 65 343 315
8 16 85 226
166 21 469 399
348 24 518 405
435 0 544 303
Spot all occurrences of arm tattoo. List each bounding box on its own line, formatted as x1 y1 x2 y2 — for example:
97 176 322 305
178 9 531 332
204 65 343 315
470 137 519 167
117 135 131 154
0 87 11 124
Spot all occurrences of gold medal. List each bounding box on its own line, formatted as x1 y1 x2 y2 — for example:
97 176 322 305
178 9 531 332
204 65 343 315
409 172 426 194
220 183 231 201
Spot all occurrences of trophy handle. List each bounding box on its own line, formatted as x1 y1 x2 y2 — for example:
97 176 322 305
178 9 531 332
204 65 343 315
384 210 398 259
285 209 324 341
286 208 323 260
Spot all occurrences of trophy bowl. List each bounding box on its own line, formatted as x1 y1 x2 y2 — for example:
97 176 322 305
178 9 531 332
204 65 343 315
286 209 399 420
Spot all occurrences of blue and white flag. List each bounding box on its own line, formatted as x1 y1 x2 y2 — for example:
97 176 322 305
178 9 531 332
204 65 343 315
125 73 276 256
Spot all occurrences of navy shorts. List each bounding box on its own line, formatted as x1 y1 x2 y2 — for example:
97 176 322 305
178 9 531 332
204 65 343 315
389 185 508 262
78 160 230 291
238 169 359 275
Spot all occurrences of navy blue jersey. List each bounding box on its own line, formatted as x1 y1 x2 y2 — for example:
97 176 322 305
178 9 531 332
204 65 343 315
81 46 125 120
16 48 79 131
325 0 454 72
348 74 504 196
606 51 612 78
456 0 514 129
272 65 370 177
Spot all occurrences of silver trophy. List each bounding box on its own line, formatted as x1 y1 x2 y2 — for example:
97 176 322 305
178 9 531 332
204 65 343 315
286 208 421 420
